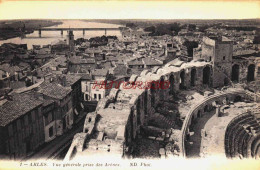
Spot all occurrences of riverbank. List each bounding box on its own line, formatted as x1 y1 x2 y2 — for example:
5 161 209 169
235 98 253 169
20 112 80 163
0 20 62 40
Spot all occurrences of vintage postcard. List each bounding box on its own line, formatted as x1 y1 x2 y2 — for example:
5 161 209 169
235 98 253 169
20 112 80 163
0 0 259 169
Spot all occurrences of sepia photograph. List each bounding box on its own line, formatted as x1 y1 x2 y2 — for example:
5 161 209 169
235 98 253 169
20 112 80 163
0 0 259 169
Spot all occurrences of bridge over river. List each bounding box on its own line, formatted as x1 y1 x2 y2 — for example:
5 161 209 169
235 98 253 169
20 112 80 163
36 27 124 37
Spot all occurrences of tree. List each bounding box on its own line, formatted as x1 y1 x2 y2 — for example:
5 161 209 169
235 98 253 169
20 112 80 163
144 26 156 32
126 23 137 28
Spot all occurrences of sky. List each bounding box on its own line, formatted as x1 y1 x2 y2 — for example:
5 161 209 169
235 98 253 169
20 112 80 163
0 0 259 20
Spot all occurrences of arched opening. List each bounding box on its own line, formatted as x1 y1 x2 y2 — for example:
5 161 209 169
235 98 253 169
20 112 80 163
191 115 195 122
160 77 165 100
231 64 239 82
151 81 156 106
144 90 148 115
180 70 185 90
224 78 229 86
137 98 141 126
204 105 209 112
234 95 242 102
198 110 202 118
169 74 174 95
247 64 255 82
70 147 77 160
130 109 134 140
203 66 210 85
190 68 196 87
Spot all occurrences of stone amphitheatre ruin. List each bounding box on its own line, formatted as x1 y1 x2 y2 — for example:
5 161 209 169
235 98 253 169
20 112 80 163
64 36 260 160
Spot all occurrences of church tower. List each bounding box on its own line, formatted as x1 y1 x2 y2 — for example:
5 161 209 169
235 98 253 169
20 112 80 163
67 30 74 52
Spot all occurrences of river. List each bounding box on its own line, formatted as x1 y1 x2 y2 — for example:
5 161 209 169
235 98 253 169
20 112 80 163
0 20 123 49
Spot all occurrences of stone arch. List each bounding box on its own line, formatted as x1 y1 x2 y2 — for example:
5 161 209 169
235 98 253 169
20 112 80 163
160 76 165 100
152 66 160 74
190 68 196 87
140 70 149 77
204 105 209 112
191 114 195 122
247 64 255 82
137 98 141 125
169 74 175 95
231 64 240 82
234 95 242 102
144 90 148 115
203 66 210 85
151 81 156 106
224 77 229 86
198 110 202 118
130 108 135 140
129 74 138 84
180 70 185 90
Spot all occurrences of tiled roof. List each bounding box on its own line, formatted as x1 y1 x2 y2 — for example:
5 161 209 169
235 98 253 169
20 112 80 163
39 81 71 100
65 74 82 87
92 69 108 77
0 93 43 127
127 59 144 66
0 64 22 75
143 58 162 66
69 56 96 64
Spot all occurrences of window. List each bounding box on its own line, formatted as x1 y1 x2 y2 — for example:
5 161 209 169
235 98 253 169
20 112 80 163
85 94 89 101
94 94 97 99
48 112 53 123
99 94 101 100
223 56 225 60
49 127 53 137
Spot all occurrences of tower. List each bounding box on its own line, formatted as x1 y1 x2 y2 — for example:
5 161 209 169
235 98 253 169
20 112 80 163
201 36 233 87
67 30 74 52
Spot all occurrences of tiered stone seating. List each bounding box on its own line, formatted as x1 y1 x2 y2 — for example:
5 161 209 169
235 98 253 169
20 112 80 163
225 112 260 159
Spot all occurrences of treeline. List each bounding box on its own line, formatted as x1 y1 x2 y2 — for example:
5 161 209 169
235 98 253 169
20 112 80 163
223 26 258 32
75 36 118 47
143 23 212 36
144 23 183 36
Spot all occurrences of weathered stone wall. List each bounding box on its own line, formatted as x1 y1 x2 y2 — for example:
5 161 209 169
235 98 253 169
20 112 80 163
232 58 259 83
69 52 259 158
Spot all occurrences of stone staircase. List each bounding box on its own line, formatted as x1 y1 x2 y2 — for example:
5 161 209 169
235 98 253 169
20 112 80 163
149 113 175 129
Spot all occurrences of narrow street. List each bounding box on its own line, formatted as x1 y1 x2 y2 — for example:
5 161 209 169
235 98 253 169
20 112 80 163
25 113 86 160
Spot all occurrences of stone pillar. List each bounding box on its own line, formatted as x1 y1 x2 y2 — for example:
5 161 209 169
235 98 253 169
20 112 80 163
215 105 221 117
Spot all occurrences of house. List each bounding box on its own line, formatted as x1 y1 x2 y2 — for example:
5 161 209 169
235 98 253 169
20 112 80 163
0 93 44 159
81 69 109 102
38 81 73 135
143 57 163 69
51 40 70 55
68 56 97 73
127 59 144 69
58 74 83 120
